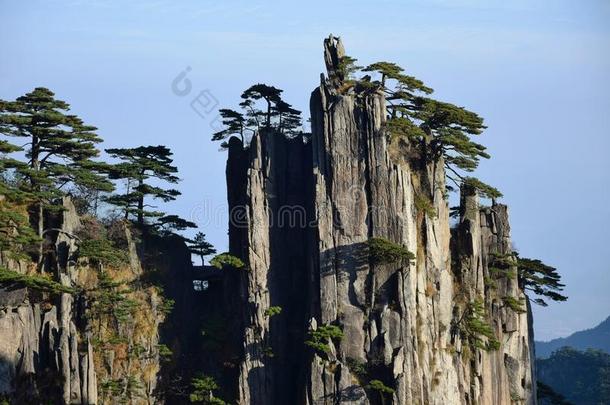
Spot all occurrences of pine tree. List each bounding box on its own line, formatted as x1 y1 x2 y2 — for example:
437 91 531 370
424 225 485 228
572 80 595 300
188 232 216 265
359 62 498 197
212 83 304 147
0 88 113 260
272 100 302 137
211 109 253 146
104 145 181 226
155 215 197 235
241 84 283 128
516 255 567 306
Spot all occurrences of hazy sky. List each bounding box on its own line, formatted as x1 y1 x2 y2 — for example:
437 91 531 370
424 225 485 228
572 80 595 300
1 0 609 341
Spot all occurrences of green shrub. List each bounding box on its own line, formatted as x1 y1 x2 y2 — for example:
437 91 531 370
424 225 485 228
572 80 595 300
264 306 282 318
463 177 503 200
483 275 497 289
367 237 415 265
129 343 146 358
159 298 175 316
92 272 140 324
263 346 275 358
107 335 128 345
367 379 395 395
189 374 225 404
78 238 129 268
209 252 245 269
489 267 517 279
305 324 344 355
502 296 526 313
461 299 500 351
0 267 75 294
157 344 173 361
489 252 517 279
99 379 122 397
414 193 437 218
346 357 368 379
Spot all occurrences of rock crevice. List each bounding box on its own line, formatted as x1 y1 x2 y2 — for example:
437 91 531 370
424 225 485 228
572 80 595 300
226 37 536 405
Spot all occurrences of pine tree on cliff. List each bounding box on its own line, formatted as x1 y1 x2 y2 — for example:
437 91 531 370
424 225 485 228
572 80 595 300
516 255 568 306
188 232 216 265
272 99 302 137
212 83 304 147
0 147 40 260
212 109 249 144
361 62 500 198
241 83 283 129
104 145 181 227
0 88 113 260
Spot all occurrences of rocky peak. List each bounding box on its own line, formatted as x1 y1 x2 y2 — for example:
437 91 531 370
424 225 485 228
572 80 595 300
223 37 536 405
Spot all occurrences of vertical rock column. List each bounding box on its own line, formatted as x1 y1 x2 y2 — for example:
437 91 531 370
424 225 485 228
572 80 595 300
308 36 457 404
454 189 536 404
226 133 313 405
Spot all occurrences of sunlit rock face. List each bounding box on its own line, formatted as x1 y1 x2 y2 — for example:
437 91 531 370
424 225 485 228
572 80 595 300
0 198 166 405
226 36 536 405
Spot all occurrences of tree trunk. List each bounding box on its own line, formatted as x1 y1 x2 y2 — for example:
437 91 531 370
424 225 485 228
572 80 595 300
266 99 271 128
124 179 132 220
137 178 144 226
30 135 44 265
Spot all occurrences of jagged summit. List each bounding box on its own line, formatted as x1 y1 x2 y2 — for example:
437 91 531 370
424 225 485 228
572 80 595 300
0 36 540 405
220 37 536 404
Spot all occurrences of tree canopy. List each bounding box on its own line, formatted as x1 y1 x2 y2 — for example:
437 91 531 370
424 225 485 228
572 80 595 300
0 87 113 260
211 83 305 148
188 232 216 265
333 60 499 199
104 145 182 226
0 88 113 198
517 255 567 307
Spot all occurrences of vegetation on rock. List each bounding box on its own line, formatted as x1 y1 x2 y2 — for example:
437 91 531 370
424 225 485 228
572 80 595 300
517 255 567 307
188 232 216 265
0 266 75 294
211 83 306 147
189 374 226 404
327 54 500 200
209 252 245 269
264 306 282 318
104 145 186 228
305 324 343 355
367 379 395 404
502 296 527 313
458 299 500 352
0 88 113 260
367 237 415 265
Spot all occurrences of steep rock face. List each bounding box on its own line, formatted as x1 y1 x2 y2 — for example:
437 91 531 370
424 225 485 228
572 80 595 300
227 133 313 405
226 37 536 405
0 199 167 405
0 198 98 404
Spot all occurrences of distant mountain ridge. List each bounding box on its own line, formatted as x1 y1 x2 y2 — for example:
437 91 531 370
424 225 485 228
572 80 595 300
536 316 610 358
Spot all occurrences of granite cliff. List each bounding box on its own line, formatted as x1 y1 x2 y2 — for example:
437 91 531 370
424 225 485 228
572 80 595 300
0 198 178 404
0 36 538 405
221 36 536 405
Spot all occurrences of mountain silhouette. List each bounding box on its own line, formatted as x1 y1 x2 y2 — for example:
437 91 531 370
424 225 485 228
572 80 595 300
536 316 610 358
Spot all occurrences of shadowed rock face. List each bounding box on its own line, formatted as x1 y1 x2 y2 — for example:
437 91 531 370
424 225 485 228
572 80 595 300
0 198 98 404
226 36 536 405
0 198 168 405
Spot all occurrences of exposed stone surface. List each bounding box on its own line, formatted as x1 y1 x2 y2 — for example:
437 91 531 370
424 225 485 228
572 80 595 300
227 131 314 405
225 36 536 405
0 198 166 404
0 198 98 404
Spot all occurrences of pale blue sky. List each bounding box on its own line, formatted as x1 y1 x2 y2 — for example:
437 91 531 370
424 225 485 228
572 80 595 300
1 0 609 341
